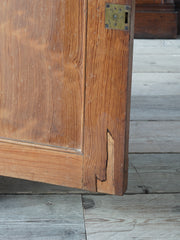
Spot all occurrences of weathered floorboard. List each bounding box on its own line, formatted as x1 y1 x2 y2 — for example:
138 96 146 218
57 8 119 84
134 39 180 49
0 224 85 240
0 195 85 240
127 154 180 194
133 55 180 73
131 96 180 121
130 121 180 153
132 73 180 96
83 194 180 240
134 39 180 55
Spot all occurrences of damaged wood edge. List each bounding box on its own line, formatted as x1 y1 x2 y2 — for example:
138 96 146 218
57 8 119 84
82 0 134 195
123 0 135 194
96 129 116 195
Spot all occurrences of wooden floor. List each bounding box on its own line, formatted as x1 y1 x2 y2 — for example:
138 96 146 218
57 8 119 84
0 39 180 239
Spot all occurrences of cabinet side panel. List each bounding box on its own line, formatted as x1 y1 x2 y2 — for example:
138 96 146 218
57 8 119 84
83 0 134 195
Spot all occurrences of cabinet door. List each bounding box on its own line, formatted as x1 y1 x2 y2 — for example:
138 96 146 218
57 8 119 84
0 0 134 195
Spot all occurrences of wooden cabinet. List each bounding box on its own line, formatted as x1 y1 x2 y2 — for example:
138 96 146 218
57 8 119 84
0 0 134 195
135 0 177 38
175 0 180 34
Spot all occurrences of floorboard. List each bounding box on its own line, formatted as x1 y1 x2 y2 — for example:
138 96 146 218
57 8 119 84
131 96 180 121
83 194 180 240
134 39 180 49
0 195 86 240
127 154 180 194
133 55 180 73
134 39 180 55
130 121 180 153
132 73 180 96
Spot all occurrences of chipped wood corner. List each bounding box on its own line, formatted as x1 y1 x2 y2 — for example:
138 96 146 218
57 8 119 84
96 129 128 196
97 130 116 195
83 128 127 196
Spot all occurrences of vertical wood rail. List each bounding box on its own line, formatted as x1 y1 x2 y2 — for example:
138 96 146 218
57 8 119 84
83 0 135 195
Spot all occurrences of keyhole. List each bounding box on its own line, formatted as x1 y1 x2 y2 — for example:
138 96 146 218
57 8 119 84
125 12 128 24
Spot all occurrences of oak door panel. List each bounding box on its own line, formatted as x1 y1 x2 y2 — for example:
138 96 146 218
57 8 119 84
0 0 85 150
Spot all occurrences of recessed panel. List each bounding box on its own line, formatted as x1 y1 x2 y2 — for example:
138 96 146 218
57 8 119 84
0 0 85 150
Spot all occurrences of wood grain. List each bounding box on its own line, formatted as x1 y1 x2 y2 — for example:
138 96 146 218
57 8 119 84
132 70 180 121
135 12 177 39
133 55 180 73
136 0 164 3
132 73 180 96
0 195 86 240
0 0 133 195
0 153 179 194
130 121 180 153
0 141 83 189
0 0 86 149
134 39 180 48
83 194 180 240
97 132 116 194
135 0 177 39
128 154 180 194
134 39 180 55
131 96 180 121
83 0 134 195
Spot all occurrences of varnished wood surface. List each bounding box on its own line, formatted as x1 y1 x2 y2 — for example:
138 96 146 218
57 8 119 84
83 0 135 195
136 0 164 3
0 0 86 149
135 0 177 39
0 141 83 189
136 0 175 10
135 12 177 39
